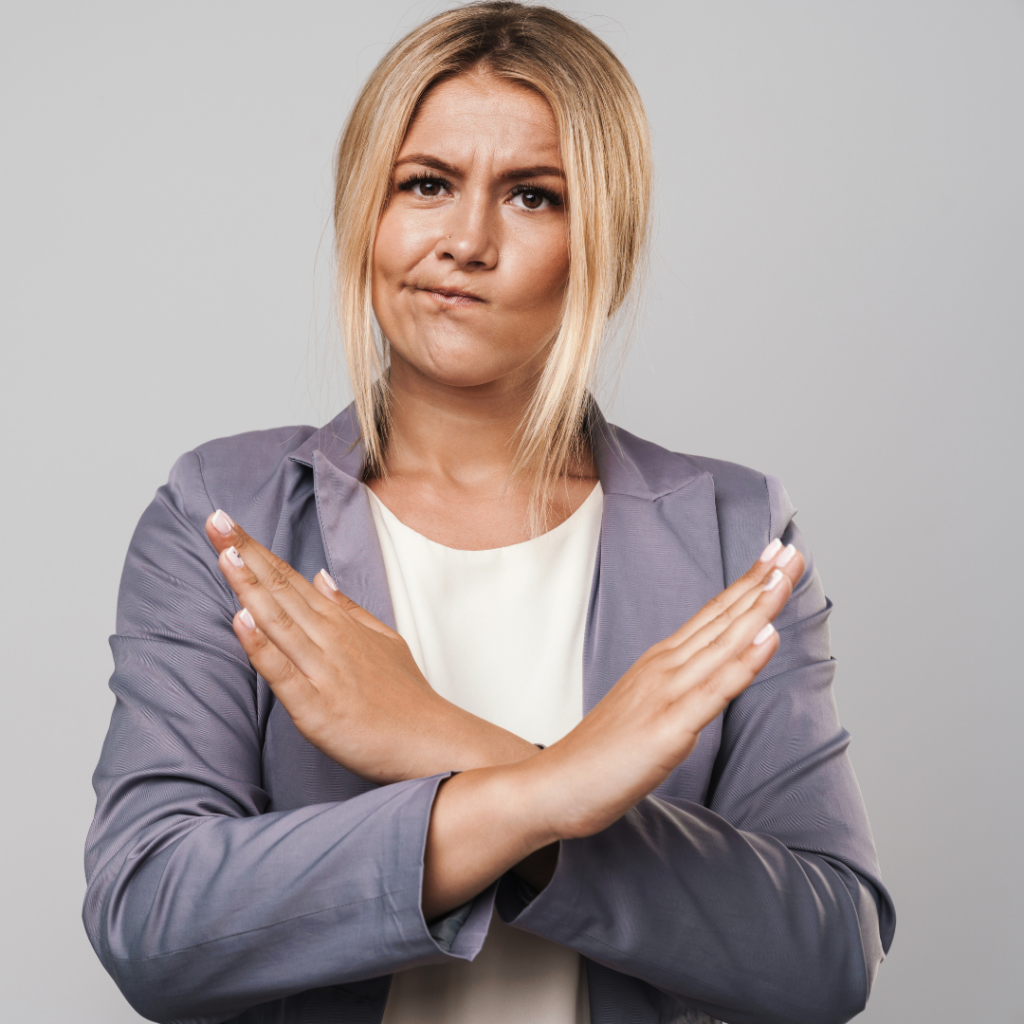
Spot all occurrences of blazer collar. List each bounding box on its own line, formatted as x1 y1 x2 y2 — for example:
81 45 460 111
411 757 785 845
288 404 363 476
289 401 708 504
287 405 394 627
589 404 707 502
288 401 724 752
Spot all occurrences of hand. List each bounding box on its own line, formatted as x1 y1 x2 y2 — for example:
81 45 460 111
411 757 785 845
421 539 806 916
531 538 806 840
204 509 538 784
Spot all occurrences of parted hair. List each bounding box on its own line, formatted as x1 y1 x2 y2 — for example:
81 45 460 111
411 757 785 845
334 1 652 510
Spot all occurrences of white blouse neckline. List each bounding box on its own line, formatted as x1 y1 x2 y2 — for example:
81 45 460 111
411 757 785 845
364 479 603 555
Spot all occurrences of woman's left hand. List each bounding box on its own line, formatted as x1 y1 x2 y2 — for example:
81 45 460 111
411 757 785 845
204 509 538 784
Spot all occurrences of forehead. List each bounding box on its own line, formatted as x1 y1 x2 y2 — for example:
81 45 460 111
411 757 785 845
399 73 562 168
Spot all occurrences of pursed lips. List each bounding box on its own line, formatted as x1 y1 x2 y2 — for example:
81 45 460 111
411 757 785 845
416 285 485 307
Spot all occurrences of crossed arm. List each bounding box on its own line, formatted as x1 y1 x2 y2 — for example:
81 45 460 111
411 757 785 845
203 508 803 920
85 451 890 1024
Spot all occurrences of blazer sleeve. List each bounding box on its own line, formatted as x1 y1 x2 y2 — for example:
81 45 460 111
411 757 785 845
496 480 895 1024
83 451 493 1024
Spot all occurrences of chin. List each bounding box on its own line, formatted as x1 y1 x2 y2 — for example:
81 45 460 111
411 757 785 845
395 334 531 390
415 359 520 390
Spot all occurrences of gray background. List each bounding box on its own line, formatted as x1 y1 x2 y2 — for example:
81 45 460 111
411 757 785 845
2 1 1021 1020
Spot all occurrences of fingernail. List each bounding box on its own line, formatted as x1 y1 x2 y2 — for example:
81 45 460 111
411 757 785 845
759 538 782 562
763 569 784 592
212 509 235 536
753 623 775 646
319 568 339 591
239 608 256 630
776 543 797 568
225 546 244 569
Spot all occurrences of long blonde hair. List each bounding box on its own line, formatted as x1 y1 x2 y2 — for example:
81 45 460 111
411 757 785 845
334 1 651 511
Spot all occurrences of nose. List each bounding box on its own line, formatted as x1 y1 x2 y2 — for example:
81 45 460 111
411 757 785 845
433 192 498 270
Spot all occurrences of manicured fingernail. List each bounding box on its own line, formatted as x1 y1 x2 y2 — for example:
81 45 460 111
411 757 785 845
319 568 339 591
759 538 782 562
776 543 797 568
753 623 775 645
239 608 256 630
763 569 784 592
212 509 235 536
225 546 244 569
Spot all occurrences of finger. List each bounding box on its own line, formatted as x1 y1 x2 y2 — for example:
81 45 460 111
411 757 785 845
206 509 335 627
659 569 793 697
219 546 325 673
664 540 802 650
664 545 803 670
672 540 802 645
670 622 780 730
313 570 401 639
233 608 319 711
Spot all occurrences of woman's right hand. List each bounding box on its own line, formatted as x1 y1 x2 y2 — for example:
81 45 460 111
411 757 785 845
422 539 806 917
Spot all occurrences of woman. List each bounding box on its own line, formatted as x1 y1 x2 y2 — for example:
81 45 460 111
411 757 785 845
84 4 894 1023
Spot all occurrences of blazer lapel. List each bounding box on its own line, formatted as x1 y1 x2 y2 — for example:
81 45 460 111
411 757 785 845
288 406 397 630
281 403 727 803
586 412 727 799
290 402 727 718
263 408 395 811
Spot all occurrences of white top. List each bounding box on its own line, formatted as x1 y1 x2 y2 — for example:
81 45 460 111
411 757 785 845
368 482 604 1024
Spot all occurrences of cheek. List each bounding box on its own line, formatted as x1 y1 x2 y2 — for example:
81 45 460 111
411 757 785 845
502 227 570 315
373 208 423 282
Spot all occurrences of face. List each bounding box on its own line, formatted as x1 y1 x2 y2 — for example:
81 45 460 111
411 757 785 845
372 72 569 394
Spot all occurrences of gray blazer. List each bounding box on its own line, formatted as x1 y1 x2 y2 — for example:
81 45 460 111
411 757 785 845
84 404 894 1024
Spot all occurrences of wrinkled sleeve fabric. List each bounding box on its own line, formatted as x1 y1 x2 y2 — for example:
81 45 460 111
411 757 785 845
83 451 492 1024
498 478 895 1024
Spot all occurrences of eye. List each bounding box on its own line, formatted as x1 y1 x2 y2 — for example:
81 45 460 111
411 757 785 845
396 174 452 199
508 184 563 212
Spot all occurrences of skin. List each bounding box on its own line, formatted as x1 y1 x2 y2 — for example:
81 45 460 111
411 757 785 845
369 70 592 549
203 72 806 920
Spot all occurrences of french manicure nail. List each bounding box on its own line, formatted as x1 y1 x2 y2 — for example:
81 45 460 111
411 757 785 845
239 608 256 630
319 568 339 591
776 543 797 568
759 538 782 562
753 623 775 646
763 568 784 592
212 509 235 536
225 546 244 569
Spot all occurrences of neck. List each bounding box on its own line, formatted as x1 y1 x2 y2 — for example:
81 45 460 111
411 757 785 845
363 351 598 548
378 351 547 490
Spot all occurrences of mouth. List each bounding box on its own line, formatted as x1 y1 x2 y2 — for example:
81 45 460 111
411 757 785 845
417 285 484 307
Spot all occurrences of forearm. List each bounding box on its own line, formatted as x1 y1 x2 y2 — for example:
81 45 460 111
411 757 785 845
422 756 557 919
431 704 542 775
86 775 492 1022
498 795 888 1024
421 547 804 921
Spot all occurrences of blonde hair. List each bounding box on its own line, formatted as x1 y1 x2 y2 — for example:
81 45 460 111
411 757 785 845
334 1 651 511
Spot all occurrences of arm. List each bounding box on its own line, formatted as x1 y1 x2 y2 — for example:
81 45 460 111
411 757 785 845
197 466 890 1023
414 527 893 1024
210 500 805 933
83 453 516 1022
501 521 892 1024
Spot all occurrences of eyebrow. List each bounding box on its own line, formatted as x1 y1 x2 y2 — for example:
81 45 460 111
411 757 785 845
394 153 565 180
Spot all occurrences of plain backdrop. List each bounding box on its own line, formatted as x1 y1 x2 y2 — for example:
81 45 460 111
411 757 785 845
2 1 1022 1020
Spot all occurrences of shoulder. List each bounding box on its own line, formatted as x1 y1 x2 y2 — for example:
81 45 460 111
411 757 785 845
187 424 318 497
602 423 798 585
604 423 794 534
159 424 319 545
119 424 321 630
684 453 795 544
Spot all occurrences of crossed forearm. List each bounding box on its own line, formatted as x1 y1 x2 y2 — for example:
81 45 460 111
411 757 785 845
203 511 803 927
422 756 558 919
